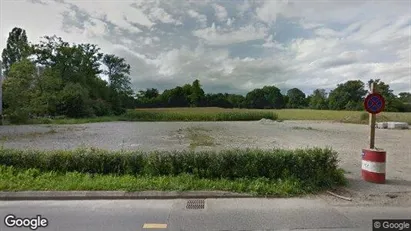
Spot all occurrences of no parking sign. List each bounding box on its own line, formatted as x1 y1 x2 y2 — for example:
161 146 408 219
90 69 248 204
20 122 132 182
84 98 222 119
364 93 385 114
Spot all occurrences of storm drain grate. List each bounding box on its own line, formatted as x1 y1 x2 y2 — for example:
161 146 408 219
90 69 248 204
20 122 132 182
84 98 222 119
186 199 205 209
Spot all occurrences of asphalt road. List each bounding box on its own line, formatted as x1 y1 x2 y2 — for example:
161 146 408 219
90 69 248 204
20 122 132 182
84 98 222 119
1 198 410 231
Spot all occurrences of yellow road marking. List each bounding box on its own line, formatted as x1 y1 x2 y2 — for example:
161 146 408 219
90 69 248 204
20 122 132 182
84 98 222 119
143 223 167 229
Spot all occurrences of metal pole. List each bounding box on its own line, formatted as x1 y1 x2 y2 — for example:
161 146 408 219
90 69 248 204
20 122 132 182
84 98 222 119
369 82 376 149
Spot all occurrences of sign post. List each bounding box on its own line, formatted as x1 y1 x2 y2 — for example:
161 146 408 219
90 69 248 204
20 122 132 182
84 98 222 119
362 82 387 184
368 83 376 148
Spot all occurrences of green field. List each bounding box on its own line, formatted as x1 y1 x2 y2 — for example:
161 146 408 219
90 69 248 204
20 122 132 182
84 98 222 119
133 108 411 124
7 108 411 125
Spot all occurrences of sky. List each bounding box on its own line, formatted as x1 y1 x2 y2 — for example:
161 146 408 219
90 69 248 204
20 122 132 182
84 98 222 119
1 0 410 95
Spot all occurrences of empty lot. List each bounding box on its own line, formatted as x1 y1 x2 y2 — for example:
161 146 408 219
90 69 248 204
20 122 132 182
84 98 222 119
1 120 410 204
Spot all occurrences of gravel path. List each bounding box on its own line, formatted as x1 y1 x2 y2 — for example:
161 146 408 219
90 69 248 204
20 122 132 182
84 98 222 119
1 120 410 204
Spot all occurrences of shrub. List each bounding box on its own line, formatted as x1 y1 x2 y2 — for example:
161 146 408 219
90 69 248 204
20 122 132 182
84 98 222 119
91 99 113 117
0 147 345 188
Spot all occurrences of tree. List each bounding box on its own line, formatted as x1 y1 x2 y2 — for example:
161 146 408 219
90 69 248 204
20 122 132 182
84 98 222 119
1 27 32 76
286 88 306 108
189 79 205 107
398 92 411 103
397 92 411 112
309 89 328 110
161 87 190 107
262 86 285 109
368 79 402 112
102 54 132 94
227 94 245 108
31 67 63 116
246 86 284 109
2 59 37 123
58 83 92 118
328 80 366 110
137 88 159 99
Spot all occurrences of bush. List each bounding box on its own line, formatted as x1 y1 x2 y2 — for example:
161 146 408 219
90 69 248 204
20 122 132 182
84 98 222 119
91 99 113 117
121 110 278 121
0 147 345 188
6 109 30 124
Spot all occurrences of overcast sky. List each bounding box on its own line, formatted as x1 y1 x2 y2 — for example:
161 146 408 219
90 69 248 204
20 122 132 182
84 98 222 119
1 0 410 95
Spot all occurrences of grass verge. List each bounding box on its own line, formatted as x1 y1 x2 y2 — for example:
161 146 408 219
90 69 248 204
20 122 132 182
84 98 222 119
0 166 309 196
0 147 346 196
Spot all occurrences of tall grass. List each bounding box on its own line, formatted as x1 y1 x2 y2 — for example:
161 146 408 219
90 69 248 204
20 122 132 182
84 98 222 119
121 109 278 121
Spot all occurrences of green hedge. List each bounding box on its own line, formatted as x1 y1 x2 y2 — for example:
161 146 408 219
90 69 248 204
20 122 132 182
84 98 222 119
0 147 345 188
120 110 278 121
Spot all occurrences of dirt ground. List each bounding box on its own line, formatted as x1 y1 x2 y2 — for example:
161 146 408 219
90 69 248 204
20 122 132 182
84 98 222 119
1 120 410 205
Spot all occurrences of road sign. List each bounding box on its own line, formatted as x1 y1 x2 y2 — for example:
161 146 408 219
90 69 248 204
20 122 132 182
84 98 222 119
364 93 385 114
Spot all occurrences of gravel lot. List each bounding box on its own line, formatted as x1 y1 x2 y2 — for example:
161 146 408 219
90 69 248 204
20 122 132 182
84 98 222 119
1 120 410 204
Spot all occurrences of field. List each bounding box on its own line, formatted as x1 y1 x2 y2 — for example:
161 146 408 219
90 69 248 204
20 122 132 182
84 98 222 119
6 107 411 125
133 107 411 124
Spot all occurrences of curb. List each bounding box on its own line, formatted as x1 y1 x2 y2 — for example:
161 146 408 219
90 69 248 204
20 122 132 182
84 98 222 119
0 191 256 200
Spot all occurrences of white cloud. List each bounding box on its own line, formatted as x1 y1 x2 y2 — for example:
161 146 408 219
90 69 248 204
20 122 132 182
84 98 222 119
193 23 268 46
255 0 289 25
147 7 182 25
187 10 207 28
212 4 228 22
1 0 410 94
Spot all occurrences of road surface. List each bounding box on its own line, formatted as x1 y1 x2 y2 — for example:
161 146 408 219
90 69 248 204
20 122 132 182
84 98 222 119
1 198 410 231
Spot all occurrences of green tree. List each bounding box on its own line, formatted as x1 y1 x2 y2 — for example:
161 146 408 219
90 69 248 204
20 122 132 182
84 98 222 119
227 94 245 108
286 88 306 108
137 88 159 99
328 80 366 110
189 79 205 106
31 67 63 116
103 54 132 94
1 27 32 76
368 79 403 112
2 59 36 123
57 83 92 118
308 89 328 110
246 86 284 109
398 92 411 103
161 87 189 107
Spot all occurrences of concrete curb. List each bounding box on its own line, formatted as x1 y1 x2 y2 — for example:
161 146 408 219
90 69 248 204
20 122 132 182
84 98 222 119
0 191 256 200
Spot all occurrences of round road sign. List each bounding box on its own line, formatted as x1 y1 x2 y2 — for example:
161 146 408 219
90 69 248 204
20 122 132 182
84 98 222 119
364 93 385 114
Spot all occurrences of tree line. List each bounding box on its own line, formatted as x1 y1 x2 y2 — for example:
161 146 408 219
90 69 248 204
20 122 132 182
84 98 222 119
1 27 410 123
135 79 411 112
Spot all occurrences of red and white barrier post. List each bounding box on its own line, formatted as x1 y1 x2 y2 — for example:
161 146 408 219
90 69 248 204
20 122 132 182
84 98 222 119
361 149 386 184
362 82 386 184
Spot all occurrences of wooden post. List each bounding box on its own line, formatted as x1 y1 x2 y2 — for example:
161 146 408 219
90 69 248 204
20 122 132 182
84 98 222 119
369 82 376 149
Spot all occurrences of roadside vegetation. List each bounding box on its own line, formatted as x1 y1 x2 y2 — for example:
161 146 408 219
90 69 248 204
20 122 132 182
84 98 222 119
0 147 346 196
1 27 410 125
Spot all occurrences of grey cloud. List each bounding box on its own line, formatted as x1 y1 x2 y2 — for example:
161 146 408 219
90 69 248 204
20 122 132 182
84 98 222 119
3 0 409 95
318 56 358 69
61 3 91 32
30 0 48 5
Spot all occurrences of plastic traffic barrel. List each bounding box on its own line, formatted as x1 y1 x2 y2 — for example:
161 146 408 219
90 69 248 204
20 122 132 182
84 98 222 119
361 149 386 184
